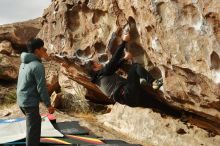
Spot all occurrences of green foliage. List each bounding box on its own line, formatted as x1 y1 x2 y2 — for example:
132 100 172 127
4 91 17 104
0 56 2 62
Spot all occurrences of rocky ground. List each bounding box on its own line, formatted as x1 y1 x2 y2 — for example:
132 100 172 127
0 103 220 146
0 103 139 145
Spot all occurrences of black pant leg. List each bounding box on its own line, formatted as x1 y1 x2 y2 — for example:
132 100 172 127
121 64 145 106
121 64 155 106
20 106 41 146
127 63 155 86
122 85 143 106
135 64 155 85
126 64 142 86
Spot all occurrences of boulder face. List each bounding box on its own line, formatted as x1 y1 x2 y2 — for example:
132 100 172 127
0 18 41 52
0 54 19 81
97 103 220 146
38 0 220 123
0 41 14 55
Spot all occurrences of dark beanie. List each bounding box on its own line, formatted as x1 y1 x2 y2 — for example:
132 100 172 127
27 38 44 53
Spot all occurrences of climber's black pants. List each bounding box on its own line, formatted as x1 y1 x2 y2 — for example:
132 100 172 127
114 63 155 106
126 63 154 87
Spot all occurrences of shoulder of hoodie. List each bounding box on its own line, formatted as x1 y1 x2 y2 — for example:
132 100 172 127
21 52 44 69
28 61 45 75
29 60 44 70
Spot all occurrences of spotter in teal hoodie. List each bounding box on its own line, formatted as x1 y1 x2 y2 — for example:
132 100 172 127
17 52 50 107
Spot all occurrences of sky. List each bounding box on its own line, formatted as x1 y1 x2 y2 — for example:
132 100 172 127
0 0 51 25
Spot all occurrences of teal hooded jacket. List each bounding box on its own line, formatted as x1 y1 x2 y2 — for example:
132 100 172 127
17 52 51 107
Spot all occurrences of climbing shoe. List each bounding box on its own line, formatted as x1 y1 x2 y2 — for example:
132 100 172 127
140 78 154 87
152 77 163 90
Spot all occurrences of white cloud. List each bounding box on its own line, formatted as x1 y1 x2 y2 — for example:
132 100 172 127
0 0 51 25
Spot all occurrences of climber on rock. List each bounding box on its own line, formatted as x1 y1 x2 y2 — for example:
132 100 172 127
85 31 163 106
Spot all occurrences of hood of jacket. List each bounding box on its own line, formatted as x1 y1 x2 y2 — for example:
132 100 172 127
20 52 41 63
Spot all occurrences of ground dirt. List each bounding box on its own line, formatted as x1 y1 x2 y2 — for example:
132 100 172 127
0 103 140 145
1 103 220 146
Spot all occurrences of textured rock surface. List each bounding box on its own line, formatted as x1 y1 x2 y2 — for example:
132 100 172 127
38 0 220 124
0 18 41 52
0 54 19 104
98 103 220 146
0 54 19 81
0 41 14 55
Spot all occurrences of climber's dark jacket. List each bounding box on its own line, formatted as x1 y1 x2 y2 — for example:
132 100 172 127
91 41 127 98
